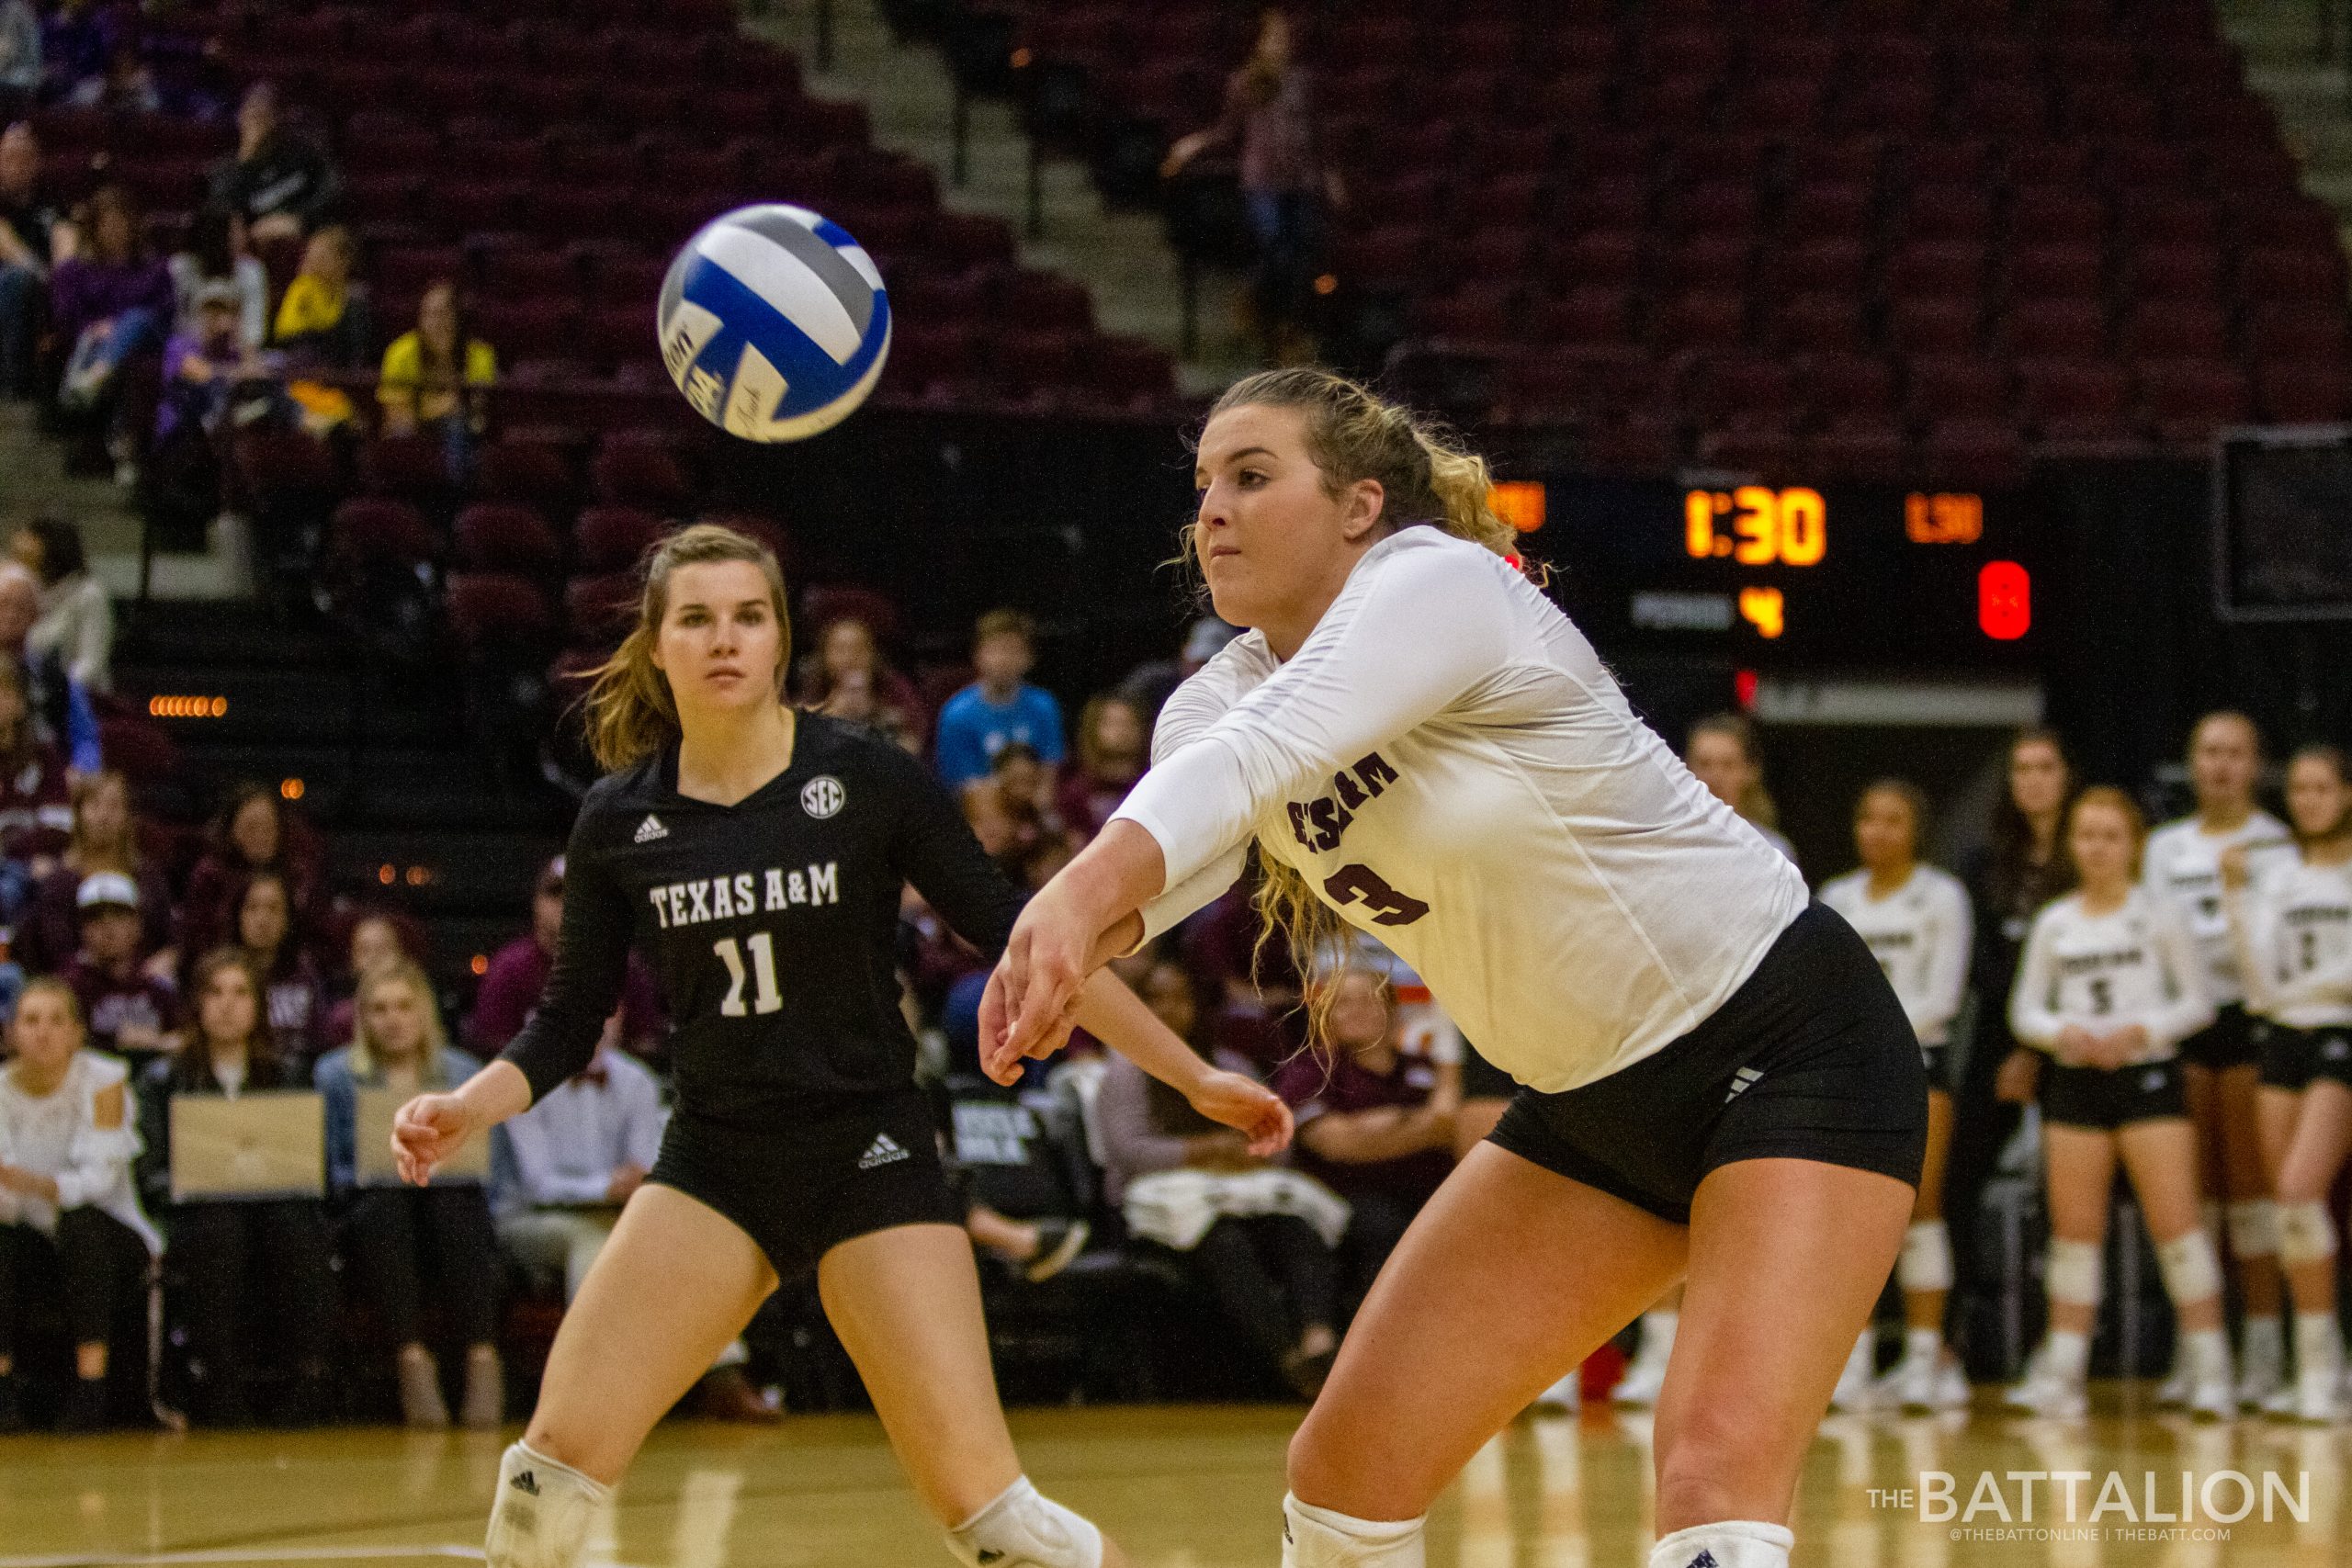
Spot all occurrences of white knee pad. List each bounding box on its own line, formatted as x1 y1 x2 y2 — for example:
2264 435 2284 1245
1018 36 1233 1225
2046 1238 2103 1307
2227 1200 2278 1258
947 1477 1103 1568
1281 1493 1426 1568
1648 1519 1795 1568
486 1441 610 1568
1900 1220 1954 1293
2278 1201 2338 1266
2158 1230 2223 1305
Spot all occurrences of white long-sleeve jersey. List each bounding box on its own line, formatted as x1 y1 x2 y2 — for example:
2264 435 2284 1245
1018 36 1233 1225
2143 812 2297 1007
2228 857 2352 1030
2007 888 2215 1064
1107 527 1808 1096
1817 865 1973 1047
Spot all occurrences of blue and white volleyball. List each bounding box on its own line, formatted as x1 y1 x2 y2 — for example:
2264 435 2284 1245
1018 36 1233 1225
658 205 890 443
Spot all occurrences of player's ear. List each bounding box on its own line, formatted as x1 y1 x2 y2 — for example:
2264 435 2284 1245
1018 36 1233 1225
1340 478 1385 543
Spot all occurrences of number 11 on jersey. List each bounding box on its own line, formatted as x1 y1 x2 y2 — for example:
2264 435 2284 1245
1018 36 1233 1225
715 931 783 1015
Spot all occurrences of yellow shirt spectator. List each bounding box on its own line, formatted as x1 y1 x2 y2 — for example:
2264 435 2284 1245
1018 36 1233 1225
379 332 495 429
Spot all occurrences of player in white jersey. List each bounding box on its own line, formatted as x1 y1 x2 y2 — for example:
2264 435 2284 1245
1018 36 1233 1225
982 370 1928 1568
2222 744 2352 1421
1818 780 1973 1413
2143 711 2298 1404
2005 788 2227 1420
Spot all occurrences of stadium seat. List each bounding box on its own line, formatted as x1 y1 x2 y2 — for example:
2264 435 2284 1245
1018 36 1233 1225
572 506 665 575
454 505 564 578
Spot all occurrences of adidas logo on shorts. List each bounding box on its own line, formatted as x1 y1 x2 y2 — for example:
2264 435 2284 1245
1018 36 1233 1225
858 1133 910 1170
511 1471 540 1496
1724 1067 1762 1103
634 815 669 843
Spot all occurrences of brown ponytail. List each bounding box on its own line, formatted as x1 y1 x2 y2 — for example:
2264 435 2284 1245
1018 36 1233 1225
582 523 793 772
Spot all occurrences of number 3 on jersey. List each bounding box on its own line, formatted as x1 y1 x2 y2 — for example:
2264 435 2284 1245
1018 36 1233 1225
715 931 782 1016
1323 863 1430 927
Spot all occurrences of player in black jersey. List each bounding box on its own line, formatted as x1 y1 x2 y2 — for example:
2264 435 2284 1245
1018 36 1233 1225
389 525 1289 1568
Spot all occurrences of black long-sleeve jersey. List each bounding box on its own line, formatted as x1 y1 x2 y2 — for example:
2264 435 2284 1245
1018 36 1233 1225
501 714 1023 1125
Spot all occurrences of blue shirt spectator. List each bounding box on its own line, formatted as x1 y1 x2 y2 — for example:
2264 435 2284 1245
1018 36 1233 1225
933 607 1063 788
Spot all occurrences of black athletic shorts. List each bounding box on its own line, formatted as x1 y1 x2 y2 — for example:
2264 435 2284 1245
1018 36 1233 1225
1487 901 1928 1225
2178 1002 2259 1071
2039 1057 2188 1129
1460 1037 1517 1100
649 1089 961 1280
2256 1021 2352 1093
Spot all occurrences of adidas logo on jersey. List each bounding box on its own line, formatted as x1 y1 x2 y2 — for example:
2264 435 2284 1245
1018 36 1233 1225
858 1133 910 1170
1724 1067 1762 1103
634 815 669 843
510 1471 540 1496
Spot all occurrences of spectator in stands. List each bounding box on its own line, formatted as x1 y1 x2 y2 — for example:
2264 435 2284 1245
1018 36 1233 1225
958 775 1035 883
38 0 114 106
467 855 662 1063
933 608 1063 790
1685 712 1796 863
155 279 277 447
1057 692 1147 842
22 770 167 974
377 279 493 477
1095 958 1345 1398
208 82 341 245
1160 9 1336 361
63 872 173 1068
0 564 98 773
166 208 266 354
66 41 157 115
0 978 158 1432
322 909 424 1046
13 513 111 694
315 958 502 1428
0 123 61 400
232 869 326 1066
796 615 922 751
0 5 38 118
1183 872 1302 1072
50 183 172 469
1118 614 1238 724
135 948 335 1427
1274 967 1455 1309
270 225 369 371
179 782 319 965
0 648 72 872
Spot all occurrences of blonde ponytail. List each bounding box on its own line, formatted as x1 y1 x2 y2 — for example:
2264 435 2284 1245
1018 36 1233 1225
582 523 793 772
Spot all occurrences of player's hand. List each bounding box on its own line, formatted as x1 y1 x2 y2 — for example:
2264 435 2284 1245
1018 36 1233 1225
1995 1047 2041 1104
984 886 1096 1075
2054 1025 2099 1066
391 1091 476 1187
1186 1068 1293 1156
2219 845 2249 891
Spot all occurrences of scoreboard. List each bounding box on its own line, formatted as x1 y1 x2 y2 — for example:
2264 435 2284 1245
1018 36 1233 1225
1498 479 2042 666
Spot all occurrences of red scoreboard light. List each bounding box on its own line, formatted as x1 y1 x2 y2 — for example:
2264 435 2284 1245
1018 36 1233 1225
1978 560 2031 641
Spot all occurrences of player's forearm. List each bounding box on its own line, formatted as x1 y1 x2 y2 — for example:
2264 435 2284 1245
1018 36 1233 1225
1058 819 1169 957
456 1059 535 1127
1072 970 1212 1098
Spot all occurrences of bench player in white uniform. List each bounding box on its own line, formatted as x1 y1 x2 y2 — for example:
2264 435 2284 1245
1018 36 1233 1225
2222 743 2352 1421
982 370 1928 1568
2144 712 2297 1404
2007 788 2226 1419
1819 780 1973 1412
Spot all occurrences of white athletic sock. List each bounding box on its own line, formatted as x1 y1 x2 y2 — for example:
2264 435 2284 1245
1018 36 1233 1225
486 1441 610 1568
1639 1311 1679 1367
947 1476 1102 1568
2242 1314 2283 1375
1647 1519 1794 1568
1282 1494 1425 1568
2296 1313 2344 1376
2044 1329 2091 1384
2184 1327 2233 1387
1905 1326 1943 1366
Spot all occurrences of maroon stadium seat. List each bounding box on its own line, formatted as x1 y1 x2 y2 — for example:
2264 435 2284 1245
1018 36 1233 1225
592 435 694 511
447 572 556 651
455 504 564 577
2256 362 2352 423
572 506 665 575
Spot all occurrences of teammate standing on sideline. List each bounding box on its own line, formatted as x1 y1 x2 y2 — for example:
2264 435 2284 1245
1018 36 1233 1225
983 369 1927 1568
390 525 1289 1568
1818 780 1973 1412
2223 744 2352 1421
2144 712 2297 1406
2007 789 2225 1420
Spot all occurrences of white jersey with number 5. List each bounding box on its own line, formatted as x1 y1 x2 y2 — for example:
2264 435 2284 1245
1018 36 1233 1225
1108 527 1808 1096
2143 812 2296 1007
1817 865 1973 1047
2232 859 2352 1030
2008 888 2215 1064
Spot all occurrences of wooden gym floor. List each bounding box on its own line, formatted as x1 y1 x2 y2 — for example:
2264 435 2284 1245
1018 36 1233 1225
3 1394 2348 1566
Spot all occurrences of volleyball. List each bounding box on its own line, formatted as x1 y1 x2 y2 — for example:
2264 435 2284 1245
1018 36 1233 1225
657 204 891 443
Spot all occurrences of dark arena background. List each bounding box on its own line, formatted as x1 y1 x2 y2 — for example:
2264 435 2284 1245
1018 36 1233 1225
6 0 2352 1562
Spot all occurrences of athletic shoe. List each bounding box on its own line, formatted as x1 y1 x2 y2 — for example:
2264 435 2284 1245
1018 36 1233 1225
2186 1377 2238 1422
2237 1347 2285 1410
1532 1371 1580 1412
1829 1334 1884 1414
398 1347 450 1429
1023 1218 1091 1283
2154 1359 2192 1407
1884 1354 1971 1412
2293 1367 2346 1425
2006 1367 2087 1420
1612 1353 1668 1407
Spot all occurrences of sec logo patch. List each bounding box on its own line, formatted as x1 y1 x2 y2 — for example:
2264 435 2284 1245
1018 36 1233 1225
800 775 845 818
